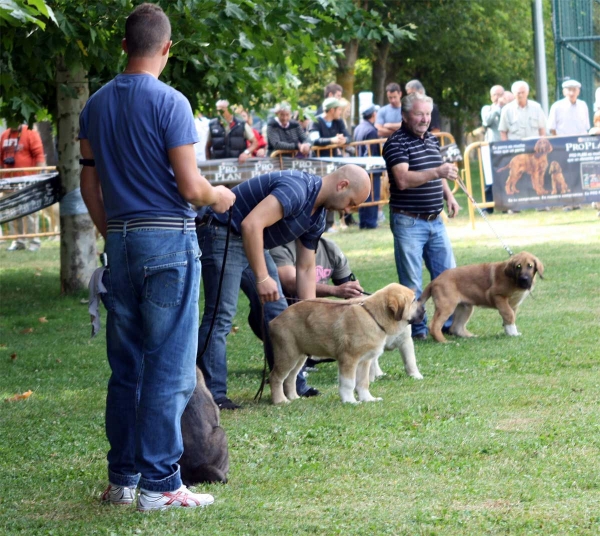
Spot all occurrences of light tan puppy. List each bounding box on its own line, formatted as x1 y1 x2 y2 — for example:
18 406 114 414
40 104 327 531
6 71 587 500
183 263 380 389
420 252 544 343
269 283 424 404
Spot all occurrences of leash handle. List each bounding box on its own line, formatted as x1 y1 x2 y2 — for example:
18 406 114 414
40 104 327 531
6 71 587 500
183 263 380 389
455 177 514 257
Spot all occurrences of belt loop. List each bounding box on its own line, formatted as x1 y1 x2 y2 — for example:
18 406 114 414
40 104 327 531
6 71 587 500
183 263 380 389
122 220 127 238
183 218 188 234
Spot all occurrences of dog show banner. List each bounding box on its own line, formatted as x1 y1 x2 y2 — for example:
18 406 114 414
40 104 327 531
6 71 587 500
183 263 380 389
0 172 61 224
490 135 600 211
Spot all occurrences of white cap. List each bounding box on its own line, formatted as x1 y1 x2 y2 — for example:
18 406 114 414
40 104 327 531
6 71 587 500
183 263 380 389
562 79 581 89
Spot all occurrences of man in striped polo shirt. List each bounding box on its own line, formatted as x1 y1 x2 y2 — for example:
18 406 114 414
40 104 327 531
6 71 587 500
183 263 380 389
382 92 460 340
196 165 371 409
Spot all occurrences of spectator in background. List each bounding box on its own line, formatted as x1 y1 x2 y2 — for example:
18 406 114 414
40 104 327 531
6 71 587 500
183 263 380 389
235 107 267 157
206 99 258 163
266 102 312 156
316 82 343 115
0 121 46 251
375 82 403 138
481 85 505 142
548 80 590 136
193 111 210 164
309 98 350 157
310 98 353 231
499 81 547 140
405 80 441 132
480 85 505 212
353 104 382 229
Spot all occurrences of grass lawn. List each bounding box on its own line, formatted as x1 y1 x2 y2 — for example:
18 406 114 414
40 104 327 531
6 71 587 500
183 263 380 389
1 204 599 535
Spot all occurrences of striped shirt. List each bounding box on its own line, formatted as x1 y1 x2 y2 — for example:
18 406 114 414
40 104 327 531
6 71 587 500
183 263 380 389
383 124 444 214
211 170 325 250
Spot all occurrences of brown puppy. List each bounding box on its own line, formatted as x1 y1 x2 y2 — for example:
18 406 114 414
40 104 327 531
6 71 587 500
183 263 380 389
501 137 553 196
179 367 229 485
548 161 570 195
269 283 424 404
420 252 544 343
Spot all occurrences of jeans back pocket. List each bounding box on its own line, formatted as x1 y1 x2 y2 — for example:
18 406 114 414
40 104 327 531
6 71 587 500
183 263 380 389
144 252 189 308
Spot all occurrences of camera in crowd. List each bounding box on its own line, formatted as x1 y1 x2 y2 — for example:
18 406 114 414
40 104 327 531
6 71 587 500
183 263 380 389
3 156 15 165
440 143 463 163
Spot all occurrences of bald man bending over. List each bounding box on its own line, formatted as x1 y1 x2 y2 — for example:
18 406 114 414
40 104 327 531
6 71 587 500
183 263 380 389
196 165 370 409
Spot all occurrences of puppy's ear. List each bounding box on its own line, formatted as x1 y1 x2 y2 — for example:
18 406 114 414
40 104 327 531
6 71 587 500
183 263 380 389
388 294 406 321
504 259 516 280
534 257 544 279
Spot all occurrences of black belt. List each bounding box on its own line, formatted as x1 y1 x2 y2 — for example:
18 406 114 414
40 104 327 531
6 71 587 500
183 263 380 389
107 217 196 233
391 207 440 221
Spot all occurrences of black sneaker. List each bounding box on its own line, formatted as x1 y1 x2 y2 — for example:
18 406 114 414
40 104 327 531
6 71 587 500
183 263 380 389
300 387 320 398
215 397 241 410
412 333 428 340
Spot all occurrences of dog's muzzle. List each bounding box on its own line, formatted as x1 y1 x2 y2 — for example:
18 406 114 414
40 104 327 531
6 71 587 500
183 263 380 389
409 303 426 325
517 276 532 289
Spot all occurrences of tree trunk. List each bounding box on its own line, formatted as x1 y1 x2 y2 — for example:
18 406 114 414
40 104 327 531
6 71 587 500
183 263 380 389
372 39 390 106
37 121 58 166
56 57 97 294
336 38 359 120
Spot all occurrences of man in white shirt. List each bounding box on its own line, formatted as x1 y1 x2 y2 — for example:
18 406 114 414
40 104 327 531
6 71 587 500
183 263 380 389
481 85 504 142
499 81 547 140
548 79 590 136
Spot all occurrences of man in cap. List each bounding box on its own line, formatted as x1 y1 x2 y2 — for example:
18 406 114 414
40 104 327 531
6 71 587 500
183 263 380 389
354 103 382 228
499 81 547 140
548 79 590 136
309 97 351 157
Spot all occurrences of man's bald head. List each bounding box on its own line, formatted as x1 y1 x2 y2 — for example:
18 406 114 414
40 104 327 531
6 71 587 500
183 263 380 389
320 164 371 211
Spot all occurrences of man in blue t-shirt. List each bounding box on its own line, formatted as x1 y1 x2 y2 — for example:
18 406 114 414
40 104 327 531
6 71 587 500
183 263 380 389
196 166 371 409
79 4 235 512
375 82 403 138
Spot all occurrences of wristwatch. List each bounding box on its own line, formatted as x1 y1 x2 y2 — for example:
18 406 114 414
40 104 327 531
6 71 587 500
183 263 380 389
243 149 250 155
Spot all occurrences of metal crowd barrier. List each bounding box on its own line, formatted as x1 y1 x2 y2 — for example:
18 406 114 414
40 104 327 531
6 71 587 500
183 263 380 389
0 166 60 241
461 141 494 229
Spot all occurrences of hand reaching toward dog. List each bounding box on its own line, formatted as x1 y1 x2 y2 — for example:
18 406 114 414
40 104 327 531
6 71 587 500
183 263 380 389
334 280 364 299
257 276 280 303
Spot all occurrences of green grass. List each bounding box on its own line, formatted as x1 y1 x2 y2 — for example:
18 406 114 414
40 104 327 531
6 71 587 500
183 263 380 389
1 206 599 535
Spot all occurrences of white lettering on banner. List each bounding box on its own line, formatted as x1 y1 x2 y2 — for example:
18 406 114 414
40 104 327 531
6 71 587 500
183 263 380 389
565 140 600 152
215 162 242 182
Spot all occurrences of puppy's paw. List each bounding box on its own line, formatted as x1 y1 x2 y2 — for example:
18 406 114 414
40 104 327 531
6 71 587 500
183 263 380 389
504 324 521 336
408 371 424 380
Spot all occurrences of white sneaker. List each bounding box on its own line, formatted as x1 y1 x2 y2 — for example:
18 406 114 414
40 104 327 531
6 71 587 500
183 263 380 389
137 485 214 512
101 483 136 505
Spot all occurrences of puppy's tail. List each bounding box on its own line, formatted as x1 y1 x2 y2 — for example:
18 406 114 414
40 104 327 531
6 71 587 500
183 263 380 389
496 164 510 173
419 283 432 305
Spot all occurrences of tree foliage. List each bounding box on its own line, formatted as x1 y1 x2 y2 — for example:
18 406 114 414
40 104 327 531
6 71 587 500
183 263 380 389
385 0 555 135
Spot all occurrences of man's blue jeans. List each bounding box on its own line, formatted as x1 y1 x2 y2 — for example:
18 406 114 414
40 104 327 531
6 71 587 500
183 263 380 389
390 211 456 336
101 225 200 492
197 223 309 401
358 173 381 229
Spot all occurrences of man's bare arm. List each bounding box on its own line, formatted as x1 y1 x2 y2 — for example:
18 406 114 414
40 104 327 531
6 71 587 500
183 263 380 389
391 161 457 190
294 241 316 300
240 195 285 302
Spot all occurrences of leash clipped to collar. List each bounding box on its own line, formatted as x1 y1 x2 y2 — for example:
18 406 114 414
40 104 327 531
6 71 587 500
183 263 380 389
455 176 515 257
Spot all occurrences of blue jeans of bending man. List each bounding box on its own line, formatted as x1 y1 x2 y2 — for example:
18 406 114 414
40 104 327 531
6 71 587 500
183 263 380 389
196 222 309 402
101 226 200 492
390 211 456 337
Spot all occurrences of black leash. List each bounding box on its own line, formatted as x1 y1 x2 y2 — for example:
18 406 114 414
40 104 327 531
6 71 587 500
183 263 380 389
197 207 233 360
253 301 269 402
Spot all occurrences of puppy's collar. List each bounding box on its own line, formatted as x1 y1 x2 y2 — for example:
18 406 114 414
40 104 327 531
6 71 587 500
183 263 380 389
359 302 387 333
